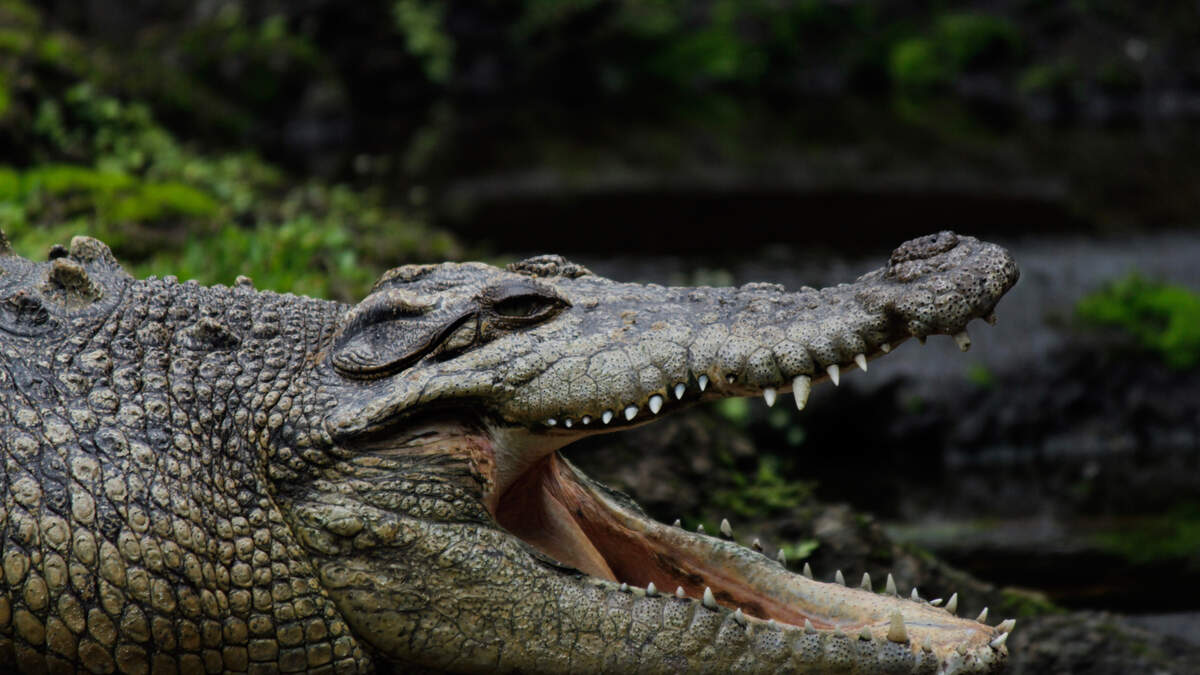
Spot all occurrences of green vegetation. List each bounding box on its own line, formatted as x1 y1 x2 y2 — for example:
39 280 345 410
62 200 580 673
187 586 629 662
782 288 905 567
965 363 995 389
890 12 1021 91
1076 274 1200 370
712 454 814 519
1090 503 1200 565
0 0 460 302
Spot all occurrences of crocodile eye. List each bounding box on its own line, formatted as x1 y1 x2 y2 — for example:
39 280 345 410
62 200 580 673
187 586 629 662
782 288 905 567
494 294 555 319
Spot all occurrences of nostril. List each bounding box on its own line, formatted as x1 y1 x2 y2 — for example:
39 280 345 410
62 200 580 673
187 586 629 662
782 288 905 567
889 231 960 267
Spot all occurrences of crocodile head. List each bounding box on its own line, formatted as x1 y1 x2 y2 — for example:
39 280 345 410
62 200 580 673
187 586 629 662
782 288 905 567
298 231 1019 673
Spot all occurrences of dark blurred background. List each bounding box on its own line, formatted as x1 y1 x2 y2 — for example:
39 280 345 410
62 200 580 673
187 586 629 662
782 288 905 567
3 1 1199 670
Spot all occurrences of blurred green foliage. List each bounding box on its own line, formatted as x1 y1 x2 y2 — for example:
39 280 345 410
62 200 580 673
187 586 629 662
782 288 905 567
1077 274 1200 370
712 454 814 519
891 12 1020 91
394 1 454 83
0 0 460 302
1091 503 1200 564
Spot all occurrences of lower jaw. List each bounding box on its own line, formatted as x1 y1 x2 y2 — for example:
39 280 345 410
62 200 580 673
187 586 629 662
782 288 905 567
493 451 998 651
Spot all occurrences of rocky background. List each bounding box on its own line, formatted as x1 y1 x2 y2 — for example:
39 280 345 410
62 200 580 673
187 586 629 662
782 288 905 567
3 1 1200 671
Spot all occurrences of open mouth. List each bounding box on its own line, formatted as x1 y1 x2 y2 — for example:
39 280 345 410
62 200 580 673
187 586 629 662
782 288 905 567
487 347 1014 673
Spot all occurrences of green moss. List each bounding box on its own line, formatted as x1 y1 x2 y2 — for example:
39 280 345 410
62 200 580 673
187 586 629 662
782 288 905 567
712 455 814 518
1090 503 1200 564
933 12 1021 72
889 38 950 90
106 182 220 223
1076 274 1200 370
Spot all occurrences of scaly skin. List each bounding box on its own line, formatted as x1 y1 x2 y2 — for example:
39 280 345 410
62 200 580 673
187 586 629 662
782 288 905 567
0 230 1018 673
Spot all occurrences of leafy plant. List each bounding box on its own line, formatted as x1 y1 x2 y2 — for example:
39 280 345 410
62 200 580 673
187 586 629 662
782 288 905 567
1077 274 1200 370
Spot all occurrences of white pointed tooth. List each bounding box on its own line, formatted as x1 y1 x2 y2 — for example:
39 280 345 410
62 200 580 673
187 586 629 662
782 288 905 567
563 418 573 428
835 569 845 586
860 572 871 591
826 364 840 386
726 374 736 384
675 586 686 598
751 538 763 552
602 410 614 424
793 375 811 410
646 582 657 596
581 415 592 425
672 518 682 528
945 593 958 615
648 394 664 414
776 549 787 566
990 632 1009 649
674 383 686 399
733 608 747 626
887 611 909 643
624 405 638 421
996 619 1016 633
804 619 816 634
854 353 868 371
768 619 777 628
719 518 733 538
802 562 813 579
762 387 777 407
619 582 628 592
880 342 892 353
976 607 988 623
885 573 897 595
697 524 705 534
546 418 558 427
930 598 943 607
910 587 920 601
859 627 873 641
702 587 717 609
953 330 971 352
698 374 709 391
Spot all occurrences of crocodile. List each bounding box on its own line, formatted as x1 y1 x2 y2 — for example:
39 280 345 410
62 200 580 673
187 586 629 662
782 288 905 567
0 229 1019 674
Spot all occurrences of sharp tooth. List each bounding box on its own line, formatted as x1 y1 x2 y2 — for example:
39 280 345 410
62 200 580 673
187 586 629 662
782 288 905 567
619 583 628 592
996 619 1016 633
990 632 1009 649
675 586 686 598
976 607 988 623
885 573 897 595
581 415 592 425
956 644 968 655
827 364 840 386
953 330 971 352
624 405 638 421
793 375 811 409
720 518 733 538
726 374 736 384
698 374 709 391
672 518 681 527
930 598 943 607
859 572 871 591
776 549 787 566
859 627 873 641
546 418 557 426
804 619 816 634
910 587 920 601
674 383 686 399
649 394 664 414
769 619 777 628
835 570 845 586
602 410 614 424
697 524 706 534
646 582 657 596
887 611 909 643
802 562 813 579
751 538 763 552
733 608 747 626
763 387 777 407
702 587 717 610
945 593 958 615
854 353 868 371
880 342 892 353
563 418 573 428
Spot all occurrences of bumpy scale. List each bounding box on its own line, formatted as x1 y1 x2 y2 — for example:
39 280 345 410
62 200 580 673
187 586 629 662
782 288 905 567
0 230 1020 673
